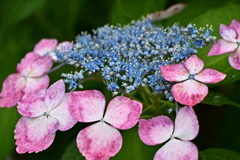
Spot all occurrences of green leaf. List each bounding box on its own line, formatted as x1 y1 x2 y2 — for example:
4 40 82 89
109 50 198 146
201 91 240 108
110 0 167 25
61 140 86 160
0 0 46 40
191 4 240 86
199 148 240 160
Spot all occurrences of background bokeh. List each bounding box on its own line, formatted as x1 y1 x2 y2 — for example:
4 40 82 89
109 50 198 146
1 0 240 159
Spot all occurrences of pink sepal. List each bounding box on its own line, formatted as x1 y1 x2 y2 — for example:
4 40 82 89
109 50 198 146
208 39 237 56
138 116 173 145
183 55 204 74
154 139 198 160
228 48 240 70
45 80 65 111
69 90 105 122
77 122 122 160
17 52 40 75
22 75 50 94
160 64 189 82
195 68 226 83
219 24 237 42
230 19 240 37
104 96 142 130
29 55 52 77
14 117 56 153
33 39 58 56
50 93 78 131
17 89 47 117
0 74 25 108
172 80 208 106
173 106 199 140
56 41 73 52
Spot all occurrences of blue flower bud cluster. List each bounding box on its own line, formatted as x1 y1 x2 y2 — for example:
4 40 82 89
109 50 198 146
55 20 215 100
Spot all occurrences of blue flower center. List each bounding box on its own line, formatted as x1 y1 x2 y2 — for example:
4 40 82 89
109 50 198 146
188 74 195 79
43 111 50 118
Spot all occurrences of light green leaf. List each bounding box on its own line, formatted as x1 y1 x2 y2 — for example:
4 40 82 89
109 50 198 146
201 91 240 108
191 4 240 86
61 140 85 160
199 148 240 160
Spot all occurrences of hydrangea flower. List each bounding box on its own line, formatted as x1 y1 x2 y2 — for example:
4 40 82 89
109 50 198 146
138 106 199 160
14 80 77 153
0 52 52 107
160 55 226 106
208 19 240 70
34 38 73 61
68 90 142 160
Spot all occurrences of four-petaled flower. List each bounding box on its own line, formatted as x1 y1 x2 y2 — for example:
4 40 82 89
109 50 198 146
160 55 226 106
208 19 240 70
138 106 199 160
0 52 52 107
14 80 77 153
68 90 143 160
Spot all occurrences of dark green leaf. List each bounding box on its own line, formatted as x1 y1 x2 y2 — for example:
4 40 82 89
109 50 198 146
199 148 240 160
61 139 85 160
201 91 240 108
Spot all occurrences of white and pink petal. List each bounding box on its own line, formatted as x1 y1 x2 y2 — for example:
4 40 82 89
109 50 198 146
45 80 65 111
154 139 198 160
219 24 238 42
104 96 142 130
160 64 189 82
14 116 56 153
195 68 226 84
228 48 240 70
208 39 237 56
29 55 52 77
69 90 106 122
33 39 58 56
17 89 47 117
173 106 199 140
138 116 173 145
229 19 240 38
0 74 25 108
77 122 122 160
50 93 77 131
172 80 208 106
183 55 204 74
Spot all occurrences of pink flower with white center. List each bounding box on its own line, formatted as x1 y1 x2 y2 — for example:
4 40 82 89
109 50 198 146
160 55 226 106
138 106 199 160
68 90 143 160
0 52 52 108
14 80 77 153
34 39 73 61
208 19 240 70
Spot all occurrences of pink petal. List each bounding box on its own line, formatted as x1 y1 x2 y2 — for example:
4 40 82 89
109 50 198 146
104 96 143 130
172 80 208 106
228 47 240 70
45 80 65 111
183 55 204 74
195 68 226 83
160 64 189 82
29 55 52 77
22 75 50 94
17 89 47 117
50 93 77 131
56 41 73 52
208 39 237 56
229 19 240 39
0 74 25 108
17 52 40 76
154 139 198 160
14 116 56 153
219 24 237 42
33 39 58 56
173 106 199 140
68 90 105 122
138 116 173 145
77 122 122 160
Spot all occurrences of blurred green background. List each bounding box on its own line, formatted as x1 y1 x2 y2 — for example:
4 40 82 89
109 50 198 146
1 0 240 159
